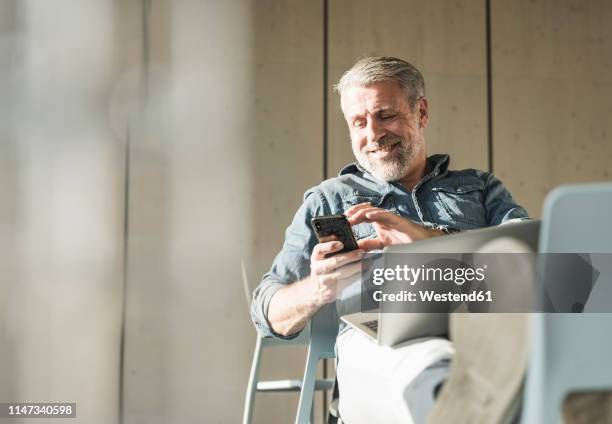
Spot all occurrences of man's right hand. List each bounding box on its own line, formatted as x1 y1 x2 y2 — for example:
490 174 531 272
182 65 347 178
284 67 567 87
267 239 364 337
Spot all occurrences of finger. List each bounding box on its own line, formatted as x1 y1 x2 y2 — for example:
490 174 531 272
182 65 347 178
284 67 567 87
347 207 389 225
333 248 365 268
363 211 421 236
312 240 344 260
358 238 384 251
364 209 395 223
312 249 365 274
318 234 338 244
311 254 343 275
344 202 372 217
346 207 378 225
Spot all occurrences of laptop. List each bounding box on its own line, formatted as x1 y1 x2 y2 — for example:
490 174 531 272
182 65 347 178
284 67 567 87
340 219 541 346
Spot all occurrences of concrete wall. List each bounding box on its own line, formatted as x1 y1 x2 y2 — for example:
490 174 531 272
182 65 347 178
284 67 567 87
0 1 129 423
328 0 488 175
492 0 612 216
121 1 325 423
0 1 610 424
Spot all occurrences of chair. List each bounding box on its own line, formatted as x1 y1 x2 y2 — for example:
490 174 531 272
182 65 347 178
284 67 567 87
521 182 612 424
242 262 335 424
295 303 339 424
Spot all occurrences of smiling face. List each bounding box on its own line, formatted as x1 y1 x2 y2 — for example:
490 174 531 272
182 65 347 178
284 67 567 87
340 80 429 184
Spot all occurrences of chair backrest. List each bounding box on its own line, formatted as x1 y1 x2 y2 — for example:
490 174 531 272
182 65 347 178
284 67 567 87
522 182 612 424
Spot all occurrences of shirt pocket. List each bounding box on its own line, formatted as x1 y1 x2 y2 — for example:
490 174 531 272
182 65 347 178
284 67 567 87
431 182 487 226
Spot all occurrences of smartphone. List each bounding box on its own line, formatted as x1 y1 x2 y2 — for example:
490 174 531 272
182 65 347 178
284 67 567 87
311 214 359 255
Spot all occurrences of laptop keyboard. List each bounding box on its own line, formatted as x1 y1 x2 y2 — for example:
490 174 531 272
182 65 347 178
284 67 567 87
363 319 379 333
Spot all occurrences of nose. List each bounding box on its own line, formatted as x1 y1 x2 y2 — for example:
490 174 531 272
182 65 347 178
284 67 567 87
365 118 386 144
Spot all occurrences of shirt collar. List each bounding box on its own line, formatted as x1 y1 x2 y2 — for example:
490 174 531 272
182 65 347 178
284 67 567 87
427 154 450 179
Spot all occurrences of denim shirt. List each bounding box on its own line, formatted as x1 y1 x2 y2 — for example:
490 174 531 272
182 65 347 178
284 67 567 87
251 154 528 338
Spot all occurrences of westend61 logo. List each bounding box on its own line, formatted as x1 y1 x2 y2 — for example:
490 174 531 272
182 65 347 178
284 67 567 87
371 264 487 286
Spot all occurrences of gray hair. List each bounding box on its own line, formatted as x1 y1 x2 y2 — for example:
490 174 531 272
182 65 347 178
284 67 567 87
335 56 425 108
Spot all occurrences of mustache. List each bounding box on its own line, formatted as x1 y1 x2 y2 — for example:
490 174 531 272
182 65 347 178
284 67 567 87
365 135 403 152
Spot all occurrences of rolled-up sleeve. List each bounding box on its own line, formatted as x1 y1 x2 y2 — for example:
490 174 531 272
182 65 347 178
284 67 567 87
250 188 328 338
484 173 529 225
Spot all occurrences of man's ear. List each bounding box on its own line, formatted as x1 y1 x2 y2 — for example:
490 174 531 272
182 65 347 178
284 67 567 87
418 97 429 128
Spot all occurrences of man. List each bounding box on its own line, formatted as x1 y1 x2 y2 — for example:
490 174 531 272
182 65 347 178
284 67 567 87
251 57 527 421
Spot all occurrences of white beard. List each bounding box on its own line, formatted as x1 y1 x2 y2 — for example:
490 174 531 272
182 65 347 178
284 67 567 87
353 135 423 182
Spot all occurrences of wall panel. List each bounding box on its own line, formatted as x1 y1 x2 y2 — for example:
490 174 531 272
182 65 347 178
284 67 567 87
327 0 488 179
0 0 20 410
251 2 325 422
121 0 174 421
122 1 324 423
492 0 612 216
0 1 131 423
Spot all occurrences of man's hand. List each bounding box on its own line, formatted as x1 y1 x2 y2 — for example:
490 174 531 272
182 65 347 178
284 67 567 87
267 238 364 337
306 239 365 308
346 202 443 250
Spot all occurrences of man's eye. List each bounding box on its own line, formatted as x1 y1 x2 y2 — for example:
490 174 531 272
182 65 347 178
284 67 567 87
380 113 396 120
